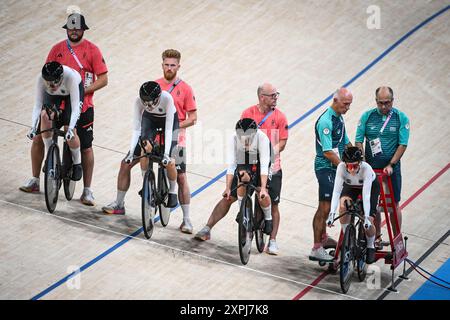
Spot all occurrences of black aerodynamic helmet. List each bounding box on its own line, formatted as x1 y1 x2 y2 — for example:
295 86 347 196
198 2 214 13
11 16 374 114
342 146 363 163
139 81 161 104
235 118 258 136
42 61 63 82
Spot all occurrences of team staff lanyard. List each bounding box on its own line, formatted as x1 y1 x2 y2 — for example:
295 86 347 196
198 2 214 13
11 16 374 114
168 79 182 93
258 110 273 128
66 40 84 70
379 110 393 135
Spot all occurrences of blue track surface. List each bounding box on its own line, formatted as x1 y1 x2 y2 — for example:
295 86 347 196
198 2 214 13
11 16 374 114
409 258 450 300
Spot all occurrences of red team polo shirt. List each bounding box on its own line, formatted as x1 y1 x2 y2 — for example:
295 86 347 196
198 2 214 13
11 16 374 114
241 105 289 172
46 39 108 113
156 78 196 147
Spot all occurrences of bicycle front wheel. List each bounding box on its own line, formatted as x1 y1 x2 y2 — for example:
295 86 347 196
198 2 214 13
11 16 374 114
142 170 156 239
158 167 171 227
339 224 356 294
44 145 61 213
62 142 76 201
238 195 253 265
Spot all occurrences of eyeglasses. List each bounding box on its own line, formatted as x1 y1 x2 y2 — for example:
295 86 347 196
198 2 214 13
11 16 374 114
376 100 393 106
346 162 360 170
261 92 280 99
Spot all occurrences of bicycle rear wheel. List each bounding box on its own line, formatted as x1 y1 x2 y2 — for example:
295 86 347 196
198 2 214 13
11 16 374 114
158 167 171 227
44 144 61 213
238 195 253 265
62 142 76 201
339 224 356 293
142 170 156 239
356 222 368 281
254 199 265 253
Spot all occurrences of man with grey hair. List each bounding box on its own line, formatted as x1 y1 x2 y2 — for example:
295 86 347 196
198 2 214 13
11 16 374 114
195 83 288 255
310 88 353 262
355 86 410 245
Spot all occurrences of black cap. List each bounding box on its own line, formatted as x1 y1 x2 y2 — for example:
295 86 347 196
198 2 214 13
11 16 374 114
62 13 89 30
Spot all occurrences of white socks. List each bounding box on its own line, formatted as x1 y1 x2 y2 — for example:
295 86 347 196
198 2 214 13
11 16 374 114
181 204 190 221
70 147 81 165
367 235 375 249
169 179 177 194
116 190 127 207
261 204 272 220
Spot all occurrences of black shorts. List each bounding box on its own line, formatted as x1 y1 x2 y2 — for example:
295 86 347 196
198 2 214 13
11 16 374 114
173 145 187 173
315 168 336 201
132 112 179 158
230 166 279 204
230 165 261 198
76 107 94 150
341 180 380 217
268 170 282 205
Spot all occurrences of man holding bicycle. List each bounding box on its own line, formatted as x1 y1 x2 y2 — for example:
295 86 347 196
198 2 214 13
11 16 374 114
27 61 83 181
102 81 178 215
195 118 273 241
326 147 379 264
310 88 353 262
355 87 410 244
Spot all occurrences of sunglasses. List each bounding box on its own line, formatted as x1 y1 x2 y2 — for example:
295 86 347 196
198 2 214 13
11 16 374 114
346 162 360 170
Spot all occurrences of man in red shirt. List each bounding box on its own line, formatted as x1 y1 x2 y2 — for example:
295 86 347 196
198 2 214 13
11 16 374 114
195 83 288 255
20 12 108 206
156 49 197 234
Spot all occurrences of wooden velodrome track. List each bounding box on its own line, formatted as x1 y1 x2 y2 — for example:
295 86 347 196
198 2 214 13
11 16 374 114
0 1 449 300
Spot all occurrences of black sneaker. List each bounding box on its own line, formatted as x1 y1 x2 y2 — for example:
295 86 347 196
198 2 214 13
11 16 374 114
71 164 83 181
366 248 376 264
166 193 178 208
263 219 273 235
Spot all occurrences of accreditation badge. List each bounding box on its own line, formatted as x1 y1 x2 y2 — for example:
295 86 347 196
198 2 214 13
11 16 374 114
369 138 382 157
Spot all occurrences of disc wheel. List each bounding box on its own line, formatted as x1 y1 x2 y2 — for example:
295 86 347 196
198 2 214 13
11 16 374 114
356 223 368 281
44 145 61 213
254 200 265 253
158 167 171 227
339 225 356 293
141 171 156 239
62 143 76 201
238 196 253 265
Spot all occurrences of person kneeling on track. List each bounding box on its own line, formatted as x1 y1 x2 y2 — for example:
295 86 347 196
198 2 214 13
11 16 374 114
102 81 179 215
195 118 273 241
25 61 83 184
326 147 380 264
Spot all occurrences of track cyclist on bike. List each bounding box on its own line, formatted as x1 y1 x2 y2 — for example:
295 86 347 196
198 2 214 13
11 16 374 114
326 147 380 264
227 118 273 235
27 61 83 181
102 81 178 215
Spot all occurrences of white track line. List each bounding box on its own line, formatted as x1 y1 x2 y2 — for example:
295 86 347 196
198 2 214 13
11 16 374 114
0 198 361 300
